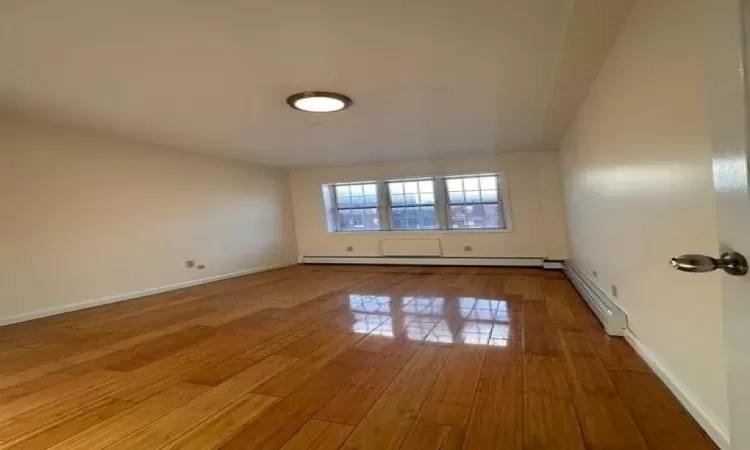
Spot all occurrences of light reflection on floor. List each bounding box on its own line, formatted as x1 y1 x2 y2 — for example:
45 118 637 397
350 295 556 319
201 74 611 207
348 294 510 346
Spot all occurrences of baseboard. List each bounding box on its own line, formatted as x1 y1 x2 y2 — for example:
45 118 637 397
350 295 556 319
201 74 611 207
0 262 295 327
301 256 547 267
563 260 627 336
623 330 730 449
542 260 566 269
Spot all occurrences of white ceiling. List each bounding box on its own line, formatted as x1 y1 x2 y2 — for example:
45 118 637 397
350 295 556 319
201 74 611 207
0 0 632 168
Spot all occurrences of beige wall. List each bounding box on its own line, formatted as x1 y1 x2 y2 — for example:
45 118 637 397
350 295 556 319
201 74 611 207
0 117 297 323
559 0 728 434
289 151 568 259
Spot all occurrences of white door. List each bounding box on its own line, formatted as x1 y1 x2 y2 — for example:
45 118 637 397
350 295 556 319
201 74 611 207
691 1 750 448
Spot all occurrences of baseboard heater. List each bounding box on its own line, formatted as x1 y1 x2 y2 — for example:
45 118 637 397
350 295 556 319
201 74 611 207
301 256 548 267
564 261 627 336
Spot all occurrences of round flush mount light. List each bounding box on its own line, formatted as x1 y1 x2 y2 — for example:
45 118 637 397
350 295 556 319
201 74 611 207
286 91 353 113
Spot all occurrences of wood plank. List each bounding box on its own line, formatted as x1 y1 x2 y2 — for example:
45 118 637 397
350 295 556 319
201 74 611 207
280 420 354 450
571 392 648 450
399 419 464 450
252 333 359 397
563 354 616 395
93 326 216 372
160 393 279 449
366 335 421 369
315 367 398 425
47 382 209 450
0 399 134 449
423 345 484 406
341 345 449 450
0 369 123 423
221 362 357 449
524 354 571 398
524 393 585 450
610 371 716 450
106 355 295 449
593 337 652 373
464 401 522 450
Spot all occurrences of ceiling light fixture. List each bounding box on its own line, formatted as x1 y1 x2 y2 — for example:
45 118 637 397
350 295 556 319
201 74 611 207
286 91 353 113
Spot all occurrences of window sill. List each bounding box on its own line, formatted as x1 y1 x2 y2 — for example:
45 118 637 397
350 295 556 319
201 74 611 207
326 228 514 235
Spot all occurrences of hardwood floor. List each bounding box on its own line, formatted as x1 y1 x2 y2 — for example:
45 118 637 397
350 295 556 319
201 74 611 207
0 265 716 449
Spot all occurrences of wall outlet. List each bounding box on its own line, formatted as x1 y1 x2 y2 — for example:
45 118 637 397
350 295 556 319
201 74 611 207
346 246 354 252
611 285 619 298
197 264 206 270
185 260 195 268
464 245 473 252
592 270 598 278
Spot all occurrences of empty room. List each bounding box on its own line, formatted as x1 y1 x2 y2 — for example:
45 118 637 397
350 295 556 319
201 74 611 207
0 0 748 449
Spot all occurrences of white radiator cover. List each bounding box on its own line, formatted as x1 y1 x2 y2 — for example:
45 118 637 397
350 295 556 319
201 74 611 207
564 261 627 336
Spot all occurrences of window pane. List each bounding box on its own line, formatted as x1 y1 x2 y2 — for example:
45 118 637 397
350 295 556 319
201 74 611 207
480 176 496 190
404 182 418 194
419 193 434 205
465 191 481 203
390 182 403 194
449 191 464 203
447 179 463 191
391 206 437 230
419 206 437 228
463 177 479 190
404 193 418 205
335 183 379 208
481 190 498 202
450 205 468 229
419 180 434 193
465 205 485 228
339 208 379 231
391 194 405 206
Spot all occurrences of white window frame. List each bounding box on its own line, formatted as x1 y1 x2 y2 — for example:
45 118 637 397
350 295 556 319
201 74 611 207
385 178 440 231
322 172 512 233
443 173 509 230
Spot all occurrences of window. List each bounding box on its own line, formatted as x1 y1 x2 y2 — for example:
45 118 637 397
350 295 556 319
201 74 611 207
323 173 509 232
332 183 380 232
446 175 505 229
387 179 438 230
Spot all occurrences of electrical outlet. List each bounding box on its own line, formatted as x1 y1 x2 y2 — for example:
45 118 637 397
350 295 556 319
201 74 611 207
346 246 354 252
185 260 195 268
592 270 598 278
197 264 206 270
464 245 473 252
611 285 619 298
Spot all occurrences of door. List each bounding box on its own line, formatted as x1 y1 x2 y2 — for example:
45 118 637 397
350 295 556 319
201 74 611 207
705 0 749 448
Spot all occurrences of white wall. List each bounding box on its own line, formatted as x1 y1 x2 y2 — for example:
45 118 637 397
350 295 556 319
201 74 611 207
289 151 568 260
559 0 728 439
0 117 298 323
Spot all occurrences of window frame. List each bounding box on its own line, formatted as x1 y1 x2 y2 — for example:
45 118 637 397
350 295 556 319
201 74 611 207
329 181 382 232
385 178 440 231
443 174 508 230
323 172 512 233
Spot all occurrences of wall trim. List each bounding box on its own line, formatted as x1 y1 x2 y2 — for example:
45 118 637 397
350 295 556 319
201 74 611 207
0 262 295 327
623 330 730 449
563 260 627 336
301 256 547 267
